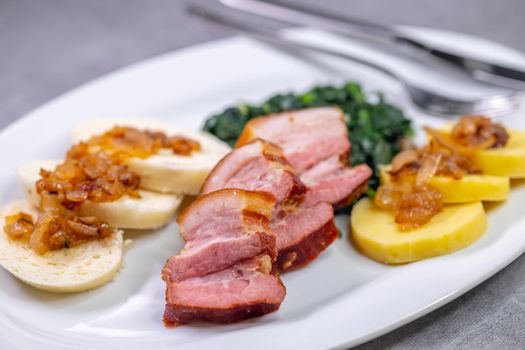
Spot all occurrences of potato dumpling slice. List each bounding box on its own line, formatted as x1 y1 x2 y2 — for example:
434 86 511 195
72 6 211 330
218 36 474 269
379 167 509 203
350 198 487 264
438 126 525 178
472 130 525 178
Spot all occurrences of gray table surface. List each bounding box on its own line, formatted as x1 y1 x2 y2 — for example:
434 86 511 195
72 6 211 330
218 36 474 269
1 0 525 349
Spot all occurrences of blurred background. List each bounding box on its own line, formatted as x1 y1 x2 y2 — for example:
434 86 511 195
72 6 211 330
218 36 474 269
1 0 525 348
2 0 525 129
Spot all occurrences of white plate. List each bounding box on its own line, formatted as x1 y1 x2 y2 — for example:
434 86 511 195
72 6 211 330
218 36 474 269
1 27 525 350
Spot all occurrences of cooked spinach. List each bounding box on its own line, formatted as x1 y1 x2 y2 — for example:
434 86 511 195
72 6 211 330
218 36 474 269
202 82 413 192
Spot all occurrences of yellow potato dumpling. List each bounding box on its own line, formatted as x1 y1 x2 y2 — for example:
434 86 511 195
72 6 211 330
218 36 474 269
379 167 510 203
350 198 487 264
472 130 525 178
438 126 525 179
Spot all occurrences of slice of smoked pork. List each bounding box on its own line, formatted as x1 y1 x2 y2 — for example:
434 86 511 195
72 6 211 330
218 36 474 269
237 107 350 173
301 156 373 208
201 139 305 205
163 255 286 326
271 202 337 272
163 189 276 282
236 108 372 208
201 138 338 272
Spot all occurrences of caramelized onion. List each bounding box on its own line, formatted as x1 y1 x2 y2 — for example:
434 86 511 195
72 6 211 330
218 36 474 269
415 153 442 187
374 185 400 210
29 213 57 254
395 185 443 231
65 189 89 202
23 212 114 254
66 219 99 237
379 114 507 230
390 150 418 174
390 128 480 183
86 126 201 162
36 125 199 209
424 127 472 155
374 177 443 231
3 212 34 240
452 115 508 149
5 126 199 254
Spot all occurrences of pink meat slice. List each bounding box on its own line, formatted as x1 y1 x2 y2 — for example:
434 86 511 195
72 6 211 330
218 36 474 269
236 107 371 208
163 189 276 282
163 255 286 326
201 137 342 272
271 201 337 272
201 139 305 205
301 157 373 208
162 106 372 326
237 107 350 173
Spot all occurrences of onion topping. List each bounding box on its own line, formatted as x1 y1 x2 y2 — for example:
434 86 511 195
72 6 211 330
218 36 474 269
3 212 34 240
451 115 508 149
4 126 200 254
376 115 508 231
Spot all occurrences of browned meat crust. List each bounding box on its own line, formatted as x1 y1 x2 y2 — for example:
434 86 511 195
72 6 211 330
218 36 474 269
274 218 338 273
163 300 282 326
333 181 369 209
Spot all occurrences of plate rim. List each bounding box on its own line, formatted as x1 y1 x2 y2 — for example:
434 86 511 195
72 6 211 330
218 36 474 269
0 26 524 350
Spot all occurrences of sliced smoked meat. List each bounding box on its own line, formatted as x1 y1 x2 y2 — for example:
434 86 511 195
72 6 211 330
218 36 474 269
237 107 350 173
271 201 337 272
163 189 276 282
235 107 371 207
201 139 305 205
201 137 339 272
163 255 286 326
162 107 373 327
301 157 372 208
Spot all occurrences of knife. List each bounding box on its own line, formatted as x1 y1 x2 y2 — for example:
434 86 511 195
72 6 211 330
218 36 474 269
219 0 525 87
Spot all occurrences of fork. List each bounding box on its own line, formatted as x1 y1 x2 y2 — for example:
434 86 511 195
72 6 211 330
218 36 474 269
219 0 525 89
188 5 523 117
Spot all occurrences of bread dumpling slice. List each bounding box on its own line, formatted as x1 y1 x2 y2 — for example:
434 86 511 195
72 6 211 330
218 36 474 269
19 160 182 230
70 119 231 195
0 200 124 293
